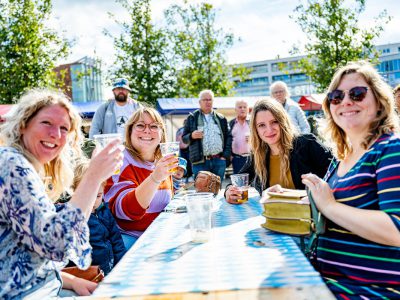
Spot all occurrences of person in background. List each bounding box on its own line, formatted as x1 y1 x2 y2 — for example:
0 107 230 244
175 119 192 180
104 107 177 250
182 89 232 181
69 159 126 275
225 98 332 204
394 83 400 110
302 61 400 299
229 99 251 174
89 77 142 138
0 89 123 298
172 157 187 193
270 81 310 134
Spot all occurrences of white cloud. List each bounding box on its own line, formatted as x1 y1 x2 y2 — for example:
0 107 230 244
51 0 400 71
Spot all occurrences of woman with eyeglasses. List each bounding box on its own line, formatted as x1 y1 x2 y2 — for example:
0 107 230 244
302 61 400 298
104 107 177 249
225 98 332 203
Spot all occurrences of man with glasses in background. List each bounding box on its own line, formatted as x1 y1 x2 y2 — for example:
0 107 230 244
270 81 310 134
182 89 232 181
89 78 142 138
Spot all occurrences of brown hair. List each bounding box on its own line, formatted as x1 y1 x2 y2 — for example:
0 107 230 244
322 61 399 159
249 98 297 188
124 107 166 161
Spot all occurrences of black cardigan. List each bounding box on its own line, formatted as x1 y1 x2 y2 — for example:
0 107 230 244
231 134 333 195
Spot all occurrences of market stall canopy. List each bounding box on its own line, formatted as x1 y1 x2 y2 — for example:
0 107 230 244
73 101 104 119
298 94 324 111
0 104 13 116
156 96 267 116
0 104 14 122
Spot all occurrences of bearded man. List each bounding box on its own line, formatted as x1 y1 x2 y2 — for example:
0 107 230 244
89 78 142 138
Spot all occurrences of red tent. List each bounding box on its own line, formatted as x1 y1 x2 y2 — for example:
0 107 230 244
298 94 324 111
0 104 13 122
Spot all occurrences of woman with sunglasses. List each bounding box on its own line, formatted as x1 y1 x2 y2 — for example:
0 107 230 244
302 61 400 299
104 107 178 249
225 98 332 203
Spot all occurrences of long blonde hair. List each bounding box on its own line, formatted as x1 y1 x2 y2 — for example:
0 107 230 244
0 89 83 200
250 98 297 188
322 61 399 159
124 107 166 162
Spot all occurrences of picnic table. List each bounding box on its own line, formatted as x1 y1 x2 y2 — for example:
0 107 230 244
92 189 334 299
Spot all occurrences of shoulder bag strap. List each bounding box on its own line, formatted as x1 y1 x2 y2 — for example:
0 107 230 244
304 188 326 257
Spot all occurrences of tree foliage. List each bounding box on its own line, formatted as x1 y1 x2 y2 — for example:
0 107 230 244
107 0 176 105
292 0 391 92
165 1 249 97
0 0 68 103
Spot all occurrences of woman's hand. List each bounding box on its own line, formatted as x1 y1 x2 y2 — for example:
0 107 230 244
71 277 97 296
89 140 124 182
70 140 124 218
61 271 97 296
264 184 284 193
301 173 336 214
151 154 179 182
225 185 243 205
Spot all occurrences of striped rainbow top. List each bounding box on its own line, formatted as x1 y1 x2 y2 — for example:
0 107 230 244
314 134 400 299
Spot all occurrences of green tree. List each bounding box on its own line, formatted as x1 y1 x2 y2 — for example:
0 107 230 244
0 0 68 103
165 1 249 97
292 0 391 92
106 0 176 105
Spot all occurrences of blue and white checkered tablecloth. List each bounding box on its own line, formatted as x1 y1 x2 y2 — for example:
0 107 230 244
93 191 325 297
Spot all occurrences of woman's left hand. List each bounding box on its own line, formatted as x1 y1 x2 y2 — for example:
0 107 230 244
301 173 336 215
70 277 97 296
61 271 98 296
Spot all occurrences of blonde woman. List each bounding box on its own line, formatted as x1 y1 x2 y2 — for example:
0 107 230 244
104 107 177 249
0 89 123 298
225 98 332 203
302 61 400 298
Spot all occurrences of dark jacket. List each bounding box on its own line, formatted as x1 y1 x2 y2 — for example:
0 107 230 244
182 109 232 164
88 203 126 275
56 202 127 275
236 134 332 194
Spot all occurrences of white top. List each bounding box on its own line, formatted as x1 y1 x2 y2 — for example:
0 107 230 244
114 102 136 135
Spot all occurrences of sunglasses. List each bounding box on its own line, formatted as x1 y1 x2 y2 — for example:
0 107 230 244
327 86 368 105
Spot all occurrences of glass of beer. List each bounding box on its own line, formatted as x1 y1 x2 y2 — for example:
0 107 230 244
230 173 249 203
93 133 124 174
159 142 180 173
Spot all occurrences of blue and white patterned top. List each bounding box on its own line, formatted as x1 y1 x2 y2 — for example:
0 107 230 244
0 147 92 299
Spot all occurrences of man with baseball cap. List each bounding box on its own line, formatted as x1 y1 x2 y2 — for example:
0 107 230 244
89 77 142 138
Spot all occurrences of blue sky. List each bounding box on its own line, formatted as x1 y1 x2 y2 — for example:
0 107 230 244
51 0 400 69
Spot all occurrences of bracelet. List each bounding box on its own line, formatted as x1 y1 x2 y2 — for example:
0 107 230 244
150 173 162 184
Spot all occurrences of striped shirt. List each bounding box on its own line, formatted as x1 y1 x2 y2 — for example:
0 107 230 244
315 134 400 299
104 149 173 238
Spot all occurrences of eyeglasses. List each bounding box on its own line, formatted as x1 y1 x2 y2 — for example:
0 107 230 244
327 86 368 105
133 122 161 132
